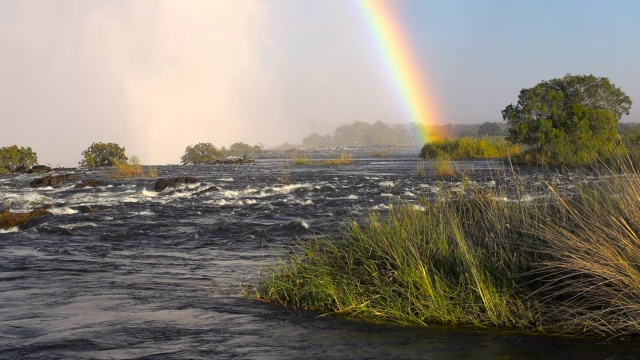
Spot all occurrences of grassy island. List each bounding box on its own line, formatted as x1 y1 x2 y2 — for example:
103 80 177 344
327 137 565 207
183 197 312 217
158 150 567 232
257 160 640 336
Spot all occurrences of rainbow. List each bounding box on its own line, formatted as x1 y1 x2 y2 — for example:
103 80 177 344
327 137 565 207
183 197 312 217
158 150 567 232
357 0 444 143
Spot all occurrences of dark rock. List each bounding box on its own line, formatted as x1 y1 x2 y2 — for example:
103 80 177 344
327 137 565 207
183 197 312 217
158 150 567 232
73 205 107 213
28 165 52 174
209 158 255 165
154 177 200 192
14 165 31 173
192 186 220 196
74 179 103 189
30 174 76 188
1 205 52 230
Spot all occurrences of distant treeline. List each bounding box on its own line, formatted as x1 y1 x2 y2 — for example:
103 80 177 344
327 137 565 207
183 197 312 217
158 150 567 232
300 120 640 149
301 121 510 148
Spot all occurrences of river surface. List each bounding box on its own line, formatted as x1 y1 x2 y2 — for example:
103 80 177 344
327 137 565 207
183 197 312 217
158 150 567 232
1 147 639 359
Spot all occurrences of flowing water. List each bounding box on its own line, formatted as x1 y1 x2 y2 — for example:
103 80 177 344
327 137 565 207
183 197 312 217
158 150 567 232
1 147 639 359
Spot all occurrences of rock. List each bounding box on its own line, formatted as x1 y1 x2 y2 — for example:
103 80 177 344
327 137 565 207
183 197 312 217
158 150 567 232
74 179 103 189
211 158 255 165
0 205 52 230
30 174 76 188
192 186 220 196
28 165 52 174
14 165 31 173
153 177 200 192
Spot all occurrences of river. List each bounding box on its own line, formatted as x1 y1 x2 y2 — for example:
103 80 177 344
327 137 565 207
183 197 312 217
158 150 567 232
1 147 638 359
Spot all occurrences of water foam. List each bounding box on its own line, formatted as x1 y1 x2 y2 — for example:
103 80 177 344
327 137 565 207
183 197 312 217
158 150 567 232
48 207 79 215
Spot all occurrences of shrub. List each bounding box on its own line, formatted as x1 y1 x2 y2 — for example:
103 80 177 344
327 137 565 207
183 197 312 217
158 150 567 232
0 145 38 172
420 137 521 160
80 142 127 167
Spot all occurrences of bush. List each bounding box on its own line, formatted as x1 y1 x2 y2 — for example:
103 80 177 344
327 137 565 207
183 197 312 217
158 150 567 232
420 137 521 160
80 142 127 167
0 145 38 172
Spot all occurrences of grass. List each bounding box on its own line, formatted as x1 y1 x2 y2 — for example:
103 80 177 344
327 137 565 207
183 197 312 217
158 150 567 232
292 155 312 165
416 160 426 176
372 149 390 158
292 153 354 166
257 157 640 336
324 153 354 165
110 156 158 179
431 154 456 176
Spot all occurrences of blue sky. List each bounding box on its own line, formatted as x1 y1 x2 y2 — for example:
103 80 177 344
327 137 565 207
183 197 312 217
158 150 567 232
1 1 639 165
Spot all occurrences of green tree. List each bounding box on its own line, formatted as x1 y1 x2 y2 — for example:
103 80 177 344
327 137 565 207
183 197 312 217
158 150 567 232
225 142 264 157
502 74 632 164
80 142 128 167
181 143 223 164
0 145 38 172
478 122 504 137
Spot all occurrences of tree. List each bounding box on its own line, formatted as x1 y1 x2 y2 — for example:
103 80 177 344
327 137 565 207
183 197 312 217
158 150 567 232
502 74 632 164
181 143 223 164
0 145 38 172
478 122 504 137
80 142 128 167
226 142 265 157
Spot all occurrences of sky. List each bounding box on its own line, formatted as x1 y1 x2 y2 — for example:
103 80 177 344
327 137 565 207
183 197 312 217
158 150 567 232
1 0 640 166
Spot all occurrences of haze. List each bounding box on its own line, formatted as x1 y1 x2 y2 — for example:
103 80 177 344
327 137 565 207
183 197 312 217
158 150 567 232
1 0 639 166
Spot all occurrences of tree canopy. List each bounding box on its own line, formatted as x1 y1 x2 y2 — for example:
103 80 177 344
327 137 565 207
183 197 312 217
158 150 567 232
79 142 128 167
0 145 38 173
477 122 504 137
502 74 632 164
181 143 223 165
226 142 265 157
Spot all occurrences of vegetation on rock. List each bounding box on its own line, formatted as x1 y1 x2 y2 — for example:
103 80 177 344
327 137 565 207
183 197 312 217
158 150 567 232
181 142 264 164
0 145 38 174
1 206 51 230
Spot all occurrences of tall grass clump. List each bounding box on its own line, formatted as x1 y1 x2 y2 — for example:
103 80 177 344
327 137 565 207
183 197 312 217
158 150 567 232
531 158 640 335
110 156 158 179
431 154 455 177
258 156 640 336
258 193 543 329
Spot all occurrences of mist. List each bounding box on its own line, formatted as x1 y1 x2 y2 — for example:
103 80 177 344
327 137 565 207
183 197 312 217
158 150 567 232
0 1 415 166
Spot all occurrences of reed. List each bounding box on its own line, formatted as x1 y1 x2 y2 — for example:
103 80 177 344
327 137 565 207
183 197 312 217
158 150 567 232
431 154 461 177
292 155 312 165
258 156 640 336
324 153 354 165
415 160 426 176
110 156 158 179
